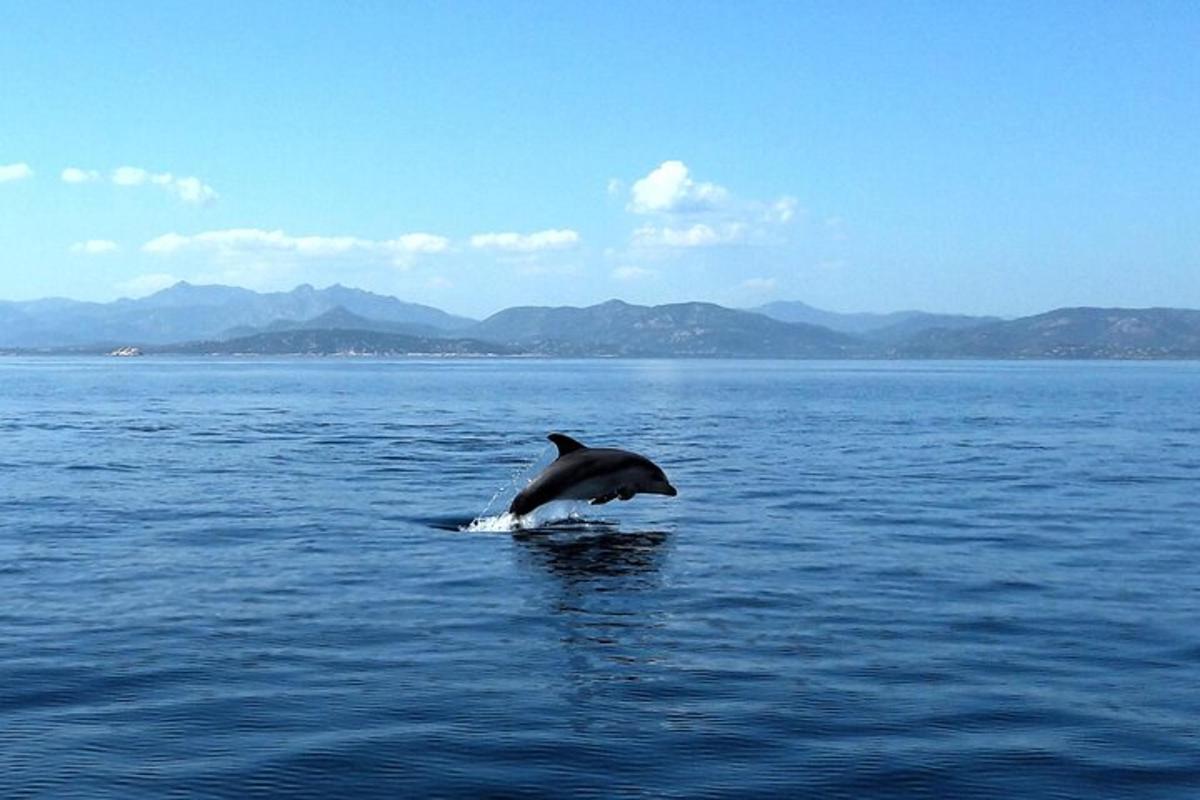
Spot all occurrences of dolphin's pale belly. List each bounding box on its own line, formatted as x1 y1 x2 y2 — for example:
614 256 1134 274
554 468 644 501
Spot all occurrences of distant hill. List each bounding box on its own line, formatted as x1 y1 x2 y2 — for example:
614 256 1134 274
469 299 858 357
220 306 448 339
864 311 1005 342
4 283 1200 359
752 299 998 336
893 307 1200 358
157 328 518 357
0 282 474 348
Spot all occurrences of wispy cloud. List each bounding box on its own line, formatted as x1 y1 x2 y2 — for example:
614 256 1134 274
116 273 181 298
0 162 34 183
514 262 582 277
169 176 218 205
470 229 580 252
142 228 450 267
111 166 150 186
390 233 452 254
631 222 746 248
612 266 657 281
740 276 777 291
824 216 847 241
191 262 300 291
111 166 218 205
69 239 119 255
768 196 798 223
61 167 100 183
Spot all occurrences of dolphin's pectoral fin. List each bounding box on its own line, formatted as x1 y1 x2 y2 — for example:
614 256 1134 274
617 487 636 501
590 492 618 505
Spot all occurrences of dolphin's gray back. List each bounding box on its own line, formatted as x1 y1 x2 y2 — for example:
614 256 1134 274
509 447 658 515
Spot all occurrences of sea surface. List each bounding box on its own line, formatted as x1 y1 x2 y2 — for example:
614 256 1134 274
2 358 1198 799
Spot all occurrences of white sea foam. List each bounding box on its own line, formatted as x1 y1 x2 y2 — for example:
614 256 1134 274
464 512 521 533
464 501 589 533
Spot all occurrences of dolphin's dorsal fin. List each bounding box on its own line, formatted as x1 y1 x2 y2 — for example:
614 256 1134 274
547 432 586 458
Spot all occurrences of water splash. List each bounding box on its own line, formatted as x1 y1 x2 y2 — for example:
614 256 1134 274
464 512 522 533
463 442 561 533
464 501 589 533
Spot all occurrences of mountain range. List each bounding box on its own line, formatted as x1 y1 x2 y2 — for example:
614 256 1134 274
749 300 1002 339
0 282 471 349
2 282 1199 359
469 299 856 357
890 307 1200 359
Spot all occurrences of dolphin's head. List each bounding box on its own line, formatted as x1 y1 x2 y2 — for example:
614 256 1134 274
641 464 678 497
654 481 679 497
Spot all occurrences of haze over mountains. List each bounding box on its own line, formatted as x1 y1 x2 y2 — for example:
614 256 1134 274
2 282 1199 359
0 282 471 348
749 300 1002 339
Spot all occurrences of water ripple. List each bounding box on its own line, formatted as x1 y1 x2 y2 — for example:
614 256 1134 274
2 358 1199 798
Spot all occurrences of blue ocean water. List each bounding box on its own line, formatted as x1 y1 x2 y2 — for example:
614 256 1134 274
2 358 1198 799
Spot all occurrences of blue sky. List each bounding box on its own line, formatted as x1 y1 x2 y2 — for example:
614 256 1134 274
1 1 1197 318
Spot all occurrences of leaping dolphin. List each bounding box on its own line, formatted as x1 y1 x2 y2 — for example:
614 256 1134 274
508 433 678 517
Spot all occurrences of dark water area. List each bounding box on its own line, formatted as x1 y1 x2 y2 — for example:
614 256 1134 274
2 357 1198 799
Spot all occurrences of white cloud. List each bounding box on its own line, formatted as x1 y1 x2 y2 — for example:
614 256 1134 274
628 160 727 214
606 178 623 196
769 196 798 223
621 161 801 255
192 262 299 291
632 222 745 248
740 277 777 291
112 166 149 186
112 165 218 205
116 273 180 298
385 233 451 254
142 228 450 267
0 162 34 182
145 228 328 255
470 229 580 252
69 239 119 255
169 176 218 205
142 232 190 254
425 275 454 289
612 266 657 281
61 167 100 183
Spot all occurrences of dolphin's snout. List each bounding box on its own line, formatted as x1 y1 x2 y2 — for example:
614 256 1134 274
663 484 678 497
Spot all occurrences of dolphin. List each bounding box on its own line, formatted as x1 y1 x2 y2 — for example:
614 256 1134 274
508 433 678 517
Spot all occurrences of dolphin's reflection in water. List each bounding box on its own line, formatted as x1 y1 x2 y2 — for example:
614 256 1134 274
512 523 674 730
512 523 670 583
